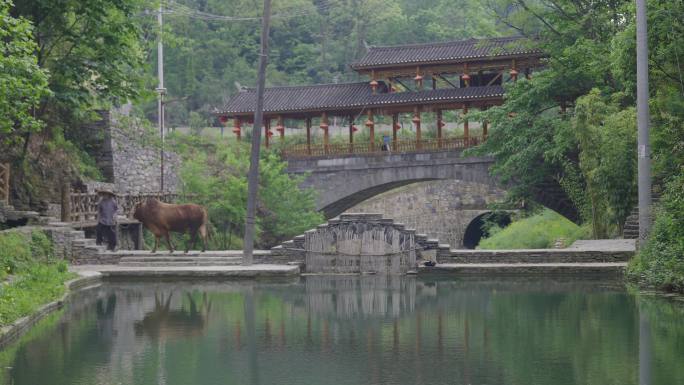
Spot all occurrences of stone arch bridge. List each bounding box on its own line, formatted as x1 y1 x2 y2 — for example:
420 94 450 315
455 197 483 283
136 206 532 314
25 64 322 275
286 150 578 248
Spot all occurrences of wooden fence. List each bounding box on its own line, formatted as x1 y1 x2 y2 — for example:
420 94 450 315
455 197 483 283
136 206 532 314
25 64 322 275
281 136 483 159
68 192 191 223
0 163 9 205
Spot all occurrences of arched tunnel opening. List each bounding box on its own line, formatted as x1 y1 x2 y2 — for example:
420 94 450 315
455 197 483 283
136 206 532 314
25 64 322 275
462 211 512 249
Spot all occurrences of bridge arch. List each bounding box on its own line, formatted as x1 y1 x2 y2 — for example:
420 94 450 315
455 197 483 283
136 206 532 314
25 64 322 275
462 211 512 249
286 150 579 247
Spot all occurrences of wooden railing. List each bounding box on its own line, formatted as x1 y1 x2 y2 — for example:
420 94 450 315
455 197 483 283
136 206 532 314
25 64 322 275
68 192 191 223
281 136 483 159
0 163 9 205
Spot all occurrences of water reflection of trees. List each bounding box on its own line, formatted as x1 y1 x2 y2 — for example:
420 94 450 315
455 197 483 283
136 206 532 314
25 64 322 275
5 279 684 385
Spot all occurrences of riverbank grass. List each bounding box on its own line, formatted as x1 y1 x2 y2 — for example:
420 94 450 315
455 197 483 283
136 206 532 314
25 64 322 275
478 209 590 249
0 230 75 327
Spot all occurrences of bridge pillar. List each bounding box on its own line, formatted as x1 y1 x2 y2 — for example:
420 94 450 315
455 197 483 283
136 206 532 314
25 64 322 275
365 110 375 152
276 115 285 142
264 118 271 148
463 104 469 143
320 112 329 154
482 118 488 140
232 118 241 141
412 107 421 149
436 110 444 148
348 116 355 153
392 113 399 150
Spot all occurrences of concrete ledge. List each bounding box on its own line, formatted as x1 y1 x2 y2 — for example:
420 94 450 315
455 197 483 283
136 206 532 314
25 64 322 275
0 273 103 349
438 239 636 263
70 264 301 279
419 262 627 276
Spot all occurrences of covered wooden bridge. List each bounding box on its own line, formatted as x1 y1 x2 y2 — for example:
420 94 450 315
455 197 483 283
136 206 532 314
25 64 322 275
215 36 544 158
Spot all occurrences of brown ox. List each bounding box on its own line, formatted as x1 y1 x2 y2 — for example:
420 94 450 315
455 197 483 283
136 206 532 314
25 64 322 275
132 198 208 253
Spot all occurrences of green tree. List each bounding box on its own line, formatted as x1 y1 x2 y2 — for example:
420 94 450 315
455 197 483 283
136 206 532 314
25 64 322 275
174 134 323 249
572 89 636 237
0 0 50 152
10 0 147 147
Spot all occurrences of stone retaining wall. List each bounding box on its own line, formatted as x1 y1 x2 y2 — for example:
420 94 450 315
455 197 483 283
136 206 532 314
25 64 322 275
344 180 506 248
438 249 633 264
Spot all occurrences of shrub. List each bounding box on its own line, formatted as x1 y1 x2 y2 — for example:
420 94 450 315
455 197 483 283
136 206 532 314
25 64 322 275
627 174 684 292
478 209 590 249
0 230 74 326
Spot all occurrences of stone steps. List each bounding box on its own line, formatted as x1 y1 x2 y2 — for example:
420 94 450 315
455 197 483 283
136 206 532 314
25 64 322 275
119 256 242 267
438 249 632 264
419 262 627 275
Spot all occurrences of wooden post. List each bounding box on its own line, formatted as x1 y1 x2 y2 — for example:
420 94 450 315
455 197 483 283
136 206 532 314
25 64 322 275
462 63 470 87
414 67 423 90
436 109 443 148
463 104 469 144
320 112 329 154
60 181 71 222
510 59 518 82
306 117 312 155
365 110 375 152
432 76 437 90
264 118 271 148
413 107 421 150
233 118 242 141
276 115 285 142
482 118 488 140
0 163 8 205
348 115 355 153
392 113 399 150
370 70 379 95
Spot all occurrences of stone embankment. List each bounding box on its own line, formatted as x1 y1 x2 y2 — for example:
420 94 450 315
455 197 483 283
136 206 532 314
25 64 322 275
422 239 634 275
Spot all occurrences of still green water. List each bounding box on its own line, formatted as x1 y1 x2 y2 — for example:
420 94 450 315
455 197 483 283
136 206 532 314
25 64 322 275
1 276 683 385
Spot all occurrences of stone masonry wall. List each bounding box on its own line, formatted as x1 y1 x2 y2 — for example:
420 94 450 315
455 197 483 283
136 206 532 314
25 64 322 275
344 180 506 248
79 108 181 194
109 114 180 194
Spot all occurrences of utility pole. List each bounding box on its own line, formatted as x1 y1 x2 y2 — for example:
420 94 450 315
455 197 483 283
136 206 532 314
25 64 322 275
636 0 652 240
243 0 272 265
157 2 167 192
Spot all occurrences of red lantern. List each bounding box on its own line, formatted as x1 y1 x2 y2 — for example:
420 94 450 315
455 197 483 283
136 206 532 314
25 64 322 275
219 115 229 124
275 125 285 133
365 119 374 128
369 79 379 92
267 130 274 137
352 125 359 132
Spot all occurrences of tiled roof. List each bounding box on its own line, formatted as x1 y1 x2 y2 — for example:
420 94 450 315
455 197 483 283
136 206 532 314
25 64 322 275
217 82 504 115
351 36 541 70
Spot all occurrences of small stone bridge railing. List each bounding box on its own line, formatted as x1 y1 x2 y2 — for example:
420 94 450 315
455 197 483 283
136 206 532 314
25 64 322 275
281 136 483 159
274 213 449 274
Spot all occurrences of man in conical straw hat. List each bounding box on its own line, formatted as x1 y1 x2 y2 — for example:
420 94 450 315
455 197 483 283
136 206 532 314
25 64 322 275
96 188 118 251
